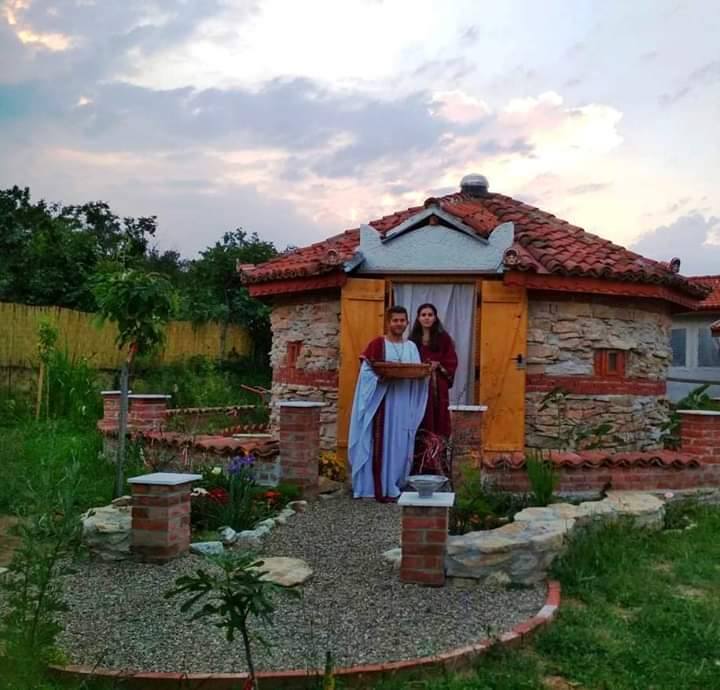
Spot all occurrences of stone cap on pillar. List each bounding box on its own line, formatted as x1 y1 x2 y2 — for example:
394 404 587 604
399 492 456 508
101 390 132 396
128 394 172 400
448 405 488 412
276 401 328 408
128 472 202 485
678 409 720 416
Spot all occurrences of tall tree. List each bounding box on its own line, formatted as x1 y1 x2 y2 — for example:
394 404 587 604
93 269 176 496
181 229 277 361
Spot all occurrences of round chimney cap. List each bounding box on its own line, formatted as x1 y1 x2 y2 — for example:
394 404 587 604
460 174 489 196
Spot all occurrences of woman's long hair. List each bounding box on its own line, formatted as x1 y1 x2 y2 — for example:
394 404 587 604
410 303 446 351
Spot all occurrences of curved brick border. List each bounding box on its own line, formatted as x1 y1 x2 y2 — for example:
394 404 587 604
49 581 560 689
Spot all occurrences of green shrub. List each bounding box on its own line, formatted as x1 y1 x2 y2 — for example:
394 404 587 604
525 450 559 506
46 349 102 426
662 384 720 449
450 465 530 534
131 355 271 409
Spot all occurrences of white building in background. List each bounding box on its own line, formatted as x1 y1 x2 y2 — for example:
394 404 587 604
669 275 720 401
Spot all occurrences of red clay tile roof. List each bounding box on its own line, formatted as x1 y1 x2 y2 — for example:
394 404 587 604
240 229 359 285
688 275 720 310
483 450 701 470
240 192 708 299
141 431 279 458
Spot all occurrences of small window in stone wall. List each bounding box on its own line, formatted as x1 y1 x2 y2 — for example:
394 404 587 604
594 349 626 377
698 328 720 368
671 328 687 367
286 341 303 368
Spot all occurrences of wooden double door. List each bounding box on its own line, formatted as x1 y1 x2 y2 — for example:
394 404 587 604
335 276 528 462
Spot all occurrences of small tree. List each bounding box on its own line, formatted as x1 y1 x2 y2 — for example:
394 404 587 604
92 269 176 496
35 318 58 421
165 552 299 689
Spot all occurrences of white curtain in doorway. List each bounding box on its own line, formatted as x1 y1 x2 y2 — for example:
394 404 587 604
392 283 476 405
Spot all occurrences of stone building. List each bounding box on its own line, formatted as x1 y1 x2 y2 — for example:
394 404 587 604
239 175 710 460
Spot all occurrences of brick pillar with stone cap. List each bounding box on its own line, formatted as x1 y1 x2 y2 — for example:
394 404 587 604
98 390 132 433
128 394 171 431
278 401 326 497
128 472 201 563
679 410 720 464
399 491 455 586
449 404 487 487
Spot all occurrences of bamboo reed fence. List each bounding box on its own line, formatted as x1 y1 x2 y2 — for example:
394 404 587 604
0 302 252 369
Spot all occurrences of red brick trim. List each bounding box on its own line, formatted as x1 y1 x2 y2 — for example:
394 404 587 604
484 464 720 492
273 366 339 386
248 273 347 297
504 271 700 309
526 374 666 396
49 581 560 689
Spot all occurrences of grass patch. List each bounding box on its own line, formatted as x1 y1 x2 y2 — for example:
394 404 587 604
0 421 124 516
376 504 720 690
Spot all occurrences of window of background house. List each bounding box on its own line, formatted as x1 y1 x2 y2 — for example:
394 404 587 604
671 328 687 367
697 328 720 367
594 349 626 377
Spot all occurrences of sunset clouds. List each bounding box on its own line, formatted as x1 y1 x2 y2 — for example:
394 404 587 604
1 0 718 272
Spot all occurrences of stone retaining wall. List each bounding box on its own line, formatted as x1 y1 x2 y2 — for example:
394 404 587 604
526 295 672 451
446 491 665 585
268 294 340 451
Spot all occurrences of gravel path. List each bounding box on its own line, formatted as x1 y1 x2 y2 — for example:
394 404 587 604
58 497 545 673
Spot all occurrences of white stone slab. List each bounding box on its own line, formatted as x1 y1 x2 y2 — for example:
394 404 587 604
398 491 455 508
128 394 172 400
128 472 202 486
276 401 327 408
100 390 129 395
448 405 488 412
678 409 720 416
231 433 273 438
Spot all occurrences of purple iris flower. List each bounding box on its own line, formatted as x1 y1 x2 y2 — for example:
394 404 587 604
227 453 256 475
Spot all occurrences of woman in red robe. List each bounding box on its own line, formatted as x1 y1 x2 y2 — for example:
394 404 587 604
409 303 459 447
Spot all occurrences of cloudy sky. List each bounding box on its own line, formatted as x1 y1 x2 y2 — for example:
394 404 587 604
1 0 719 273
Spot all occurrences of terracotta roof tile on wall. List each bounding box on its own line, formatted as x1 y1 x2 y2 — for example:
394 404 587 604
240 229 359 284
240 191 709 299
688 275 720 310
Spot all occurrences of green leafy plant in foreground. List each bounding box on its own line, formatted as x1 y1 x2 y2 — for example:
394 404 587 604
0 463 82 689
525 450 559 506
165 551 300 690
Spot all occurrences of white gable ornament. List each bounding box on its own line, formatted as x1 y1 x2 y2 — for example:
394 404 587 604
354 207 514 274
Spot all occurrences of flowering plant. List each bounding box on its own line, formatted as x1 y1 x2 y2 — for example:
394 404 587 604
207 487 230 505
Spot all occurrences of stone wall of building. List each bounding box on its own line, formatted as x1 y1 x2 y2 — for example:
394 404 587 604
525 295 673 451
268 293 341 451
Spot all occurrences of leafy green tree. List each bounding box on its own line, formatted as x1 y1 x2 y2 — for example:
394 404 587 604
93 269 176 496
0 186 158 311
180 229 277 362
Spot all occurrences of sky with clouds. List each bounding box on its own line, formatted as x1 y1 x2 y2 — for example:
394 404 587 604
1 0 719 274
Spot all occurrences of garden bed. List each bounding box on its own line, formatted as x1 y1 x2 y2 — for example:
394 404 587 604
57 497 545 673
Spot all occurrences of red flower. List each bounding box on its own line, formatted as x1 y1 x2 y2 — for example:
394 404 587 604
262 490 281 504
207 487 230 505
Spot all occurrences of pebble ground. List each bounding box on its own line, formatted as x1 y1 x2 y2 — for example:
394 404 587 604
57 496 545 673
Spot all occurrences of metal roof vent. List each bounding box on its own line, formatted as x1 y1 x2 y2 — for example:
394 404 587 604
460 173 489 197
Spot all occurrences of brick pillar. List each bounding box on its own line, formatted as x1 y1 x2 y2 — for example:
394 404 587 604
278 401 326 497
128 394 171 431
128 472 201 563
98 390 132 433
449 404 486 487
679 410 720 464
398 492 455 586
